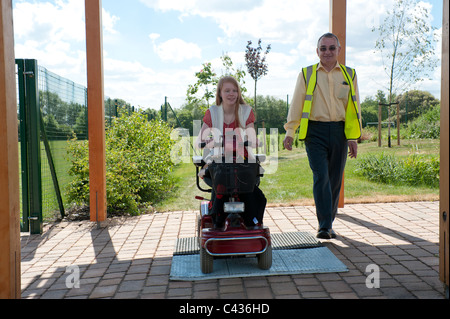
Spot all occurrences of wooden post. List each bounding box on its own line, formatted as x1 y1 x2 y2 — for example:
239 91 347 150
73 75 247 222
85 0 107 222
0 0 21 299
378 103 382 147
330 0 347 63
397 103 401 146
330 0 347 208
439 0 449 293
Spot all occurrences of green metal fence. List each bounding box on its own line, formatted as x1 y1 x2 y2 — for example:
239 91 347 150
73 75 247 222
16 59 143 234
39 63 89 226
17 59 88 234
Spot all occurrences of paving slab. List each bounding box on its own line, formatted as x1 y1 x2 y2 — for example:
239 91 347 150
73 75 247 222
20 201 446 299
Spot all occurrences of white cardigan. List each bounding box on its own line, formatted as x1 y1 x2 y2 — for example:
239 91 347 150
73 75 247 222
209 104 252 133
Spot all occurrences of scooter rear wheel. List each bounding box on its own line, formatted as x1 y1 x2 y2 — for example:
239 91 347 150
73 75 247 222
200 247 214 274
257 244 272 270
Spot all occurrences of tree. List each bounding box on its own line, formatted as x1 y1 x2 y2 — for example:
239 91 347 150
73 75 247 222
360 90 389 127
396 90 440 122
372 0 438 144
186 62 218 109
219 54 247 94
361 96 381 128
252 95 287 132
245 39 271 119
73 109 88 140
186 54 247 113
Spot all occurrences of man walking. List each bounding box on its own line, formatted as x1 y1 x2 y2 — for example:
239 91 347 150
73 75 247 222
283 33 361 239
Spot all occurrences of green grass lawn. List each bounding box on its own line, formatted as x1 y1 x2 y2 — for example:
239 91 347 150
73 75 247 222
20 140 74 223
31 137 439 221
154 138 440 212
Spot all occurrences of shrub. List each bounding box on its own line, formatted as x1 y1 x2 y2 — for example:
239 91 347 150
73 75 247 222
406 105 440 139
402 155 440 188
66 112 175 214
355 153 439 188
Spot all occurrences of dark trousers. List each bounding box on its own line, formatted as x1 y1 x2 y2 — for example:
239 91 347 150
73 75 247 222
211 186 266 228
305 121 348 230
204 175 266 228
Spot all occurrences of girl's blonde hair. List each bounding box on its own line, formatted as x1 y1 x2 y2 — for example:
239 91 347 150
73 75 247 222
215 76 247 128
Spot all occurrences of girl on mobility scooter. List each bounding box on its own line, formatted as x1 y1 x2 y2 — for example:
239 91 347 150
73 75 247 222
193 76 272 274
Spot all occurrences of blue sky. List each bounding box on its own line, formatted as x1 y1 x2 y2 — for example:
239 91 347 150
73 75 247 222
12 0 443 110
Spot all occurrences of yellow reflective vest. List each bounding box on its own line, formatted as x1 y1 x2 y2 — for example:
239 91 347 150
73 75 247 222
298 64 361 141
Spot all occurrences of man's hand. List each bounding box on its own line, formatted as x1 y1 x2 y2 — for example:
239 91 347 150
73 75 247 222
284 136 294 151
348 140 358 159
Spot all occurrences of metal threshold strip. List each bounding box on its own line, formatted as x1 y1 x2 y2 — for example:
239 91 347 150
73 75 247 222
173 231 322 256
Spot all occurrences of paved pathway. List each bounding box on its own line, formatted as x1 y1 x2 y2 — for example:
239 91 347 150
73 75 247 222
20 201 446 299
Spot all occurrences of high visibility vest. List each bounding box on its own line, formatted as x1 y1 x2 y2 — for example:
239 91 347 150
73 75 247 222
298 64 362 140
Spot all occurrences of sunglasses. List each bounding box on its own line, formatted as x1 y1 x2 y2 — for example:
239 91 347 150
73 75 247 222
319 46 337 52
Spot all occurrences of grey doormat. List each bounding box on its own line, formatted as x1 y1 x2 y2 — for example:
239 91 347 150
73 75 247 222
173 232 322 256
170 232 346 281
170 247 348 281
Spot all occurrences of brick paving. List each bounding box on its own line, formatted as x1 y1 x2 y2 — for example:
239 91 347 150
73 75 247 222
20 201 446 299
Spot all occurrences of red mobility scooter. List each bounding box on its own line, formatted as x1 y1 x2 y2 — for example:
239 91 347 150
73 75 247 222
193 142 272 274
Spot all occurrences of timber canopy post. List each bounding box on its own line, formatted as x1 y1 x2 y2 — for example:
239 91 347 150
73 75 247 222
330 0 347 208
0 0 21 299
85 0 107 222
439 0 449 297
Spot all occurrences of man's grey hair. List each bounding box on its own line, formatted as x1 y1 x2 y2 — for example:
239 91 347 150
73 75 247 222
317 33 341 47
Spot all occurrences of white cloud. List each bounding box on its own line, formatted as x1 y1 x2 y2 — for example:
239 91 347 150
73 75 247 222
103 57 197 108
15 38 87 83
13 0 85 42
152 38 202 63
149 33 161 41
13 0 119 86
102 8 120 35
13 0 119 49
140 0 262 12
140 0 328 45
139 0 197 12
13 0 442 109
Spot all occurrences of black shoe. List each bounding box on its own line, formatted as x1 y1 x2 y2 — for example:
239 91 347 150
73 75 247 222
330 229 337 239
316 229 331 239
